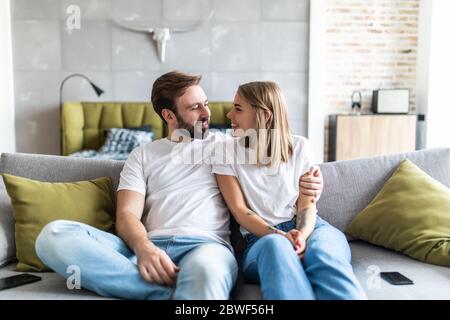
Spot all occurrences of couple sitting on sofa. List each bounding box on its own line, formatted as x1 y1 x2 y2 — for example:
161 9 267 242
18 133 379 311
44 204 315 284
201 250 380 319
35 71 367 300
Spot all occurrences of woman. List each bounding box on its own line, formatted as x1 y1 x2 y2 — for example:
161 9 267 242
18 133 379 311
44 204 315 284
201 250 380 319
212 81 366 300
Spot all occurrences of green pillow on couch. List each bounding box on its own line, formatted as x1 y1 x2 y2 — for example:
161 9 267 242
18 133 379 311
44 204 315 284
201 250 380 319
1 174 115 272
346 159 450 267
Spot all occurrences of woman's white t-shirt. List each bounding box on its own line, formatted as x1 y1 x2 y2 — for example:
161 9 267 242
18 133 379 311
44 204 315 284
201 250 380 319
211 135 315 236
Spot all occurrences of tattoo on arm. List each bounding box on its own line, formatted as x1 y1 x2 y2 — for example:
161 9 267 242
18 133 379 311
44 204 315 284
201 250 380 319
296 207 317 231
268 225 284 235
268 226 277 233
245 210 282 235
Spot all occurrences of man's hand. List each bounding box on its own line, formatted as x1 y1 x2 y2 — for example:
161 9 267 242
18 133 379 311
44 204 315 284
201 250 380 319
135 243 179 287
300 165 323 203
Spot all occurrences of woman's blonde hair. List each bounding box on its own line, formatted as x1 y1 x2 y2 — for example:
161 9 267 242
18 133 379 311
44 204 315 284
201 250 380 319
237 81 293 167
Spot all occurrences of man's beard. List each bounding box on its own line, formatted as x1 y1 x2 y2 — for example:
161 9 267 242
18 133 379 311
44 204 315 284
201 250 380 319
175 114 210 139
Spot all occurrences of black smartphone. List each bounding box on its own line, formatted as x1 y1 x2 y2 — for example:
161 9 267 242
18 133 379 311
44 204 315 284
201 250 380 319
380 272 413 285
0 274 42 291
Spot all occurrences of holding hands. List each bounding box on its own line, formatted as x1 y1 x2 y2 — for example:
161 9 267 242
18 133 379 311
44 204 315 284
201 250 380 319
280 229 306 258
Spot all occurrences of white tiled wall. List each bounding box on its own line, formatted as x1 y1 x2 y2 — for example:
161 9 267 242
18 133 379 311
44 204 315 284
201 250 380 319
11 0 310 155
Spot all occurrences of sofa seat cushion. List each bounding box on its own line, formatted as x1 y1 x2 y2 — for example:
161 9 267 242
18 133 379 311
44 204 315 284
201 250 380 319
0 262 263 300
233 241 450 300
1 241 449 300
350 241 450 300
0 263 112 300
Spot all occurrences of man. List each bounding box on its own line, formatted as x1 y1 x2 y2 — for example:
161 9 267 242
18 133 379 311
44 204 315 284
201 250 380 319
35 71 323 300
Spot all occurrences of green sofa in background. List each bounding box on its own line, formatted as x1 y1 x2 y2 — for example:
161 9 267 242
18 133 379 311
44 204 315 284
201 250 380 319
61 101 234 156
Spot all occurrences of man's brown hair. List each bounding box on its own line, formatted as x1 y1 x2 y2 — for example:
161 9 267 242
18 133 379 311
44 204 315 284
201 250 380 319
151 71 202 124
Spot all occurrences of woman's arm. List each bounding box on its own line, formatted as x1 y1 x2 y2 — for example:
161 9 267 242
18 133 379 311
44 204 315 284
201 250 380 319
296 171 318 241
215 174 285 237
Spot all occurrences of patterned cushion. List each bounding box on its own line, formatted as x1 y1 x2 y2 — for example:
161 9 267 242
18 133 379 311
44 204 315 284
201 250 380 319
69 128 153 160
99 128 153 153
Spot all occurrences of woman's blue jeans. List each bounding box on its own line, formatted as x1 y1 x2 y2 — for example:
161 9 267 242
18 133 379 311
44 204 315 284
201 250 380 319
35 220 238 300
243 216 367 300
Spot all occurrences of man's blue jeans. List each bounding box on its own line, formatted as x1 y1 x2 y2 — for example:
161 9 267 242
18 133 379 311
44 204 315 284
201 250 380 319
243 216 367 300
35 220 238 300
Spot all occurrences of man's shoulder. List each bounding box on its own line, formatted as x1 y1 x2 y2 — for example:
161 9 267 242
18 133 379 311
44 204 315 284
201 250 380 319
144 137 167 148
125 139 168 162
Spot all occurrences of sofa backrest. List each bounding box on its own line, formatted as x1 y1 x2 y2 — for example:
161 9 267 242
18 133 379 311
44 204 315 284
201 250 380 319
62 102 163 156
61 101 233 156
317 148 450 233
1 148 449 265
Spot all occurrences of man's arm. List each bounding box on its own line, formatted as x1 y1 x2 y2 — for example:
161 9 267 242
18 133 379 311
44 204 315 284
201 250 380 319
115 190 151 253
115 190 179 286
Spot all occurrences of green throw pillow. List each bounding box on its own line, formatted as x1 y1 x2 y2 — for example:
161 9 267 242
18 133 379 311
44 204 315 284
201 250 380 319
346 159 450 267
2 174 115 272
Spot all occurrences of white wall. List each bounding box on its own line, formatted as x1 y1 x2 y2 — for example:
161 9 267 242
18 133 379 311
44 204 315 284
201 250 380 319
415 0 431 149
308 0 326 163
424 0 450 148
0 0 16 153
11 0 311 155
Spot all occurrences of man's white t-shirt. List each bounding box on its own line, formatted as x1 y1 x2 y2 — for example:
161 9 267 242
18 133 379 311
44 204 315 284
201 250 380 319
117 132 232 249
211 135 315 236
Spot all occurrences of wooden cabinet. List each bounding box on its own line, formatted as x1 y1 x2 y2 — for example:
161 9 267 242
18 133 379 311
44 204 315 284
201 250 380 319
328 114 417 161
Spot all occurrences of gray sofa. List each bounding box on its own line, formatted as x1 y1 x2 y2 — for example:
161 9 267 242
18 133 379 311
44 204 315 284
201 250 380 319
0 148 449 300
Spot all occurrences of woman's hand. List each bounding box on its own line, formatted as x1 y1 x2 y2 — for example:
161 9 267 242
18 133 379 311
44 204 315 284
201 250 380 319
285 229 306 258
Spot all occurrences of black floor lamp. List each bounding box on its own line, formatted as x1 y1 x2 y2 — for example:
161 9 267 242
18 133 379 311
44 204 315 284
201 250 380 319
59 73 105 155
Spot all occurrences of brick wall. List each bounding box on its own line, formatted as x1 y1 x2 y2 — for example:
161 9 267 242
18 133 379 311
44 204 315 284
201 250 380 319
323 0 419 160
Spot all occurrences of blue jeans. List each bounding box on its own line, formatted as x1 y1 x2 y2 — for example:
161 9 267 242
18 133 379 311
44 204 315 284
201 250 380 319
35 220 238 300
243 216 367 300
